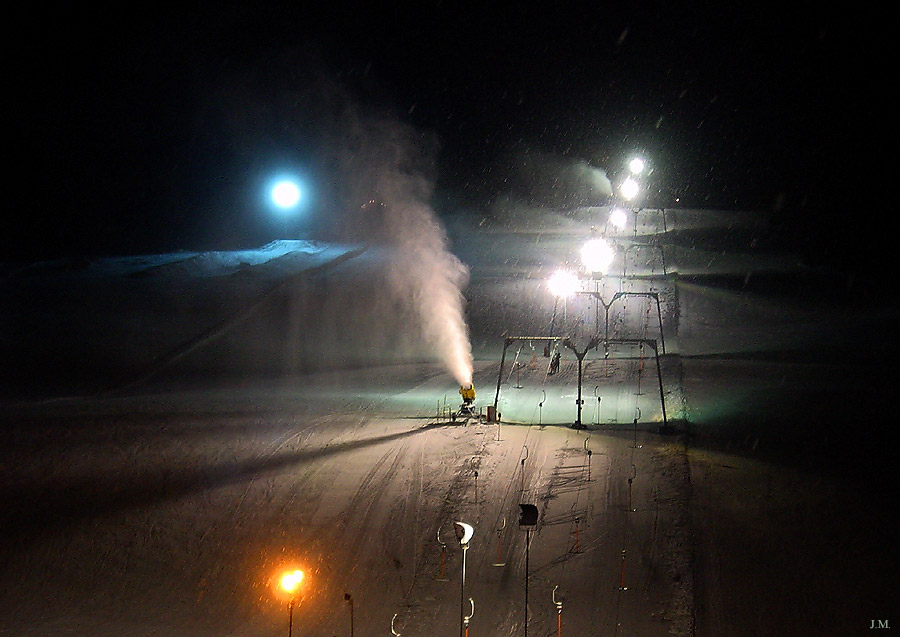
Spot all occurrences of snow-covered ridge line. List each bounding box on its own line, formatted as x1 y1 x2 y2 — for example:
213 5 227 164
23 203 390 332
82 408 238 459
2 240 355 280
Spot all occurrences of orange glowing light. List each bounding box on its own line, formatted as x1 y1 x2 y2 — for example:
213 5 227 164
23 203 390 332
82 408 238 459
280 570 305 594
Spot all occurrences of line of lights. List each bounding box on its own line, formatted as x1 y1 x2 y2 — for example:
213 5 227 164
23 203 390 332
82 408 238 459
618 156 645 202
547 156 649 296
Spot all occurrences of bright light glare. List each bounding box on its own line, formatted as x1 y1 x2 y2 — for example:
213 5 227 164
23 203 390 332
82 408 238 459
628 158 645 174
620 177 639 201
548 270 581 297
581 238 615 273
609 208 628 229
271 181 301 208
280 570 304 594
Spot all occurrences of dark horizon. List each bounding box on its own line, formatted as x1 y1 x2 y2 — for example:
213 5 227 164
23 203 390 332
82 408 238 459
7 4 890 267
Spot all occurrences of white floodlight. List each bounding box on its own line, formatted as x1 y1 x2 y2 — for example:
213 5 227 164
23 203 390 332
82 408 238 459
581 238 615 274
548 270 581 298
609 208 628 230
619 177 640 201
628 158 645 175
271 180 301 208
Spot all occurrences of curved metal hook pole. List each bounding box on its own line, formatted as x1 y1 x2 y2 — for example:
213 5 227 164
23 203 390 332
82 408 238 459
391 613 401 636
464 597 475 624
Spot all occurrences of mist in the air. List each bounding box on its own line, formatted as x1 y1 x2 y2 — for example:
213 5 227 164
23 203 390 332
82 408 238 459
324 109 474 385
181 56 477 383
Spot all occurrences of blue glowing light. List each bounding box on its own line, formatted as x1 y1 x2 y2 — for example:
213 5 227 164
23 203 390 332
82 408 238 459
271 180 301 209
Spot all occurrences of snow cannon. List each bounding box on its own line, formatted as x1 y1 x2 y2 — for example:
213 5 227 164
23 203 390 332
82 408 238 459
456 383 476 419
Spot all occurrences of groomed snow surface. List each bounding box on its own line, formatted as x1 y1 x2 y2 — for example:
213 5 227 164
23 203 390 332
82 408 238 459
1 209 897 635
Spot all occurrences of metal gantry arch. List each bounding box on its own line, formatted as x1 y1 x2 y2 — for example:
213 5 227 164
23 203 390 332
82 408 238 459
576 290 666 353
492 335 669 429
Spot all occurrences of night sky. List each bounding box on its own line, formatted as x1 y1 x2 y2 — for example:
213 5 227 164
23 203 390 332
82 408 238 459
7 4 890 267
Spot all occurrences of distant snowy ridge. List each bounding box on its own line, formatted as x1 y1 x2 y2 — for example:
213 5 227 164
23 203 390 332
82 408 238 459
109 242 369 393
3 240 356 280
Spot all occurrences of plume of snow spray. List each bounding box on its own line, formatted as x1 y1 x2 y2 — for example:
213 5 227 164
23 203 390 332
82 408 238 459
333 112 474 386
213 64 473 381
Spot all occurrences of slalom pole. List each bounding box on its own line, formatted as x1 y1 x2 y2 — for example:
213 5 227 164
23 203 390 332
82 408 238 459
573 517 580 552
520 446 528 493
637 341 644 395
553 585 563 637
436 529 449 581
631 407 641 449
492 518 507 567
628 477 633 512
628 464 637 512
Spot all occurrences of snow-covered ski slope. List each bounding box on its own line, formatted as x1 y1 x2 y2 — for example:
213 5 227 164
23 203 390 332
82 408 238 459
1 207 897 634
